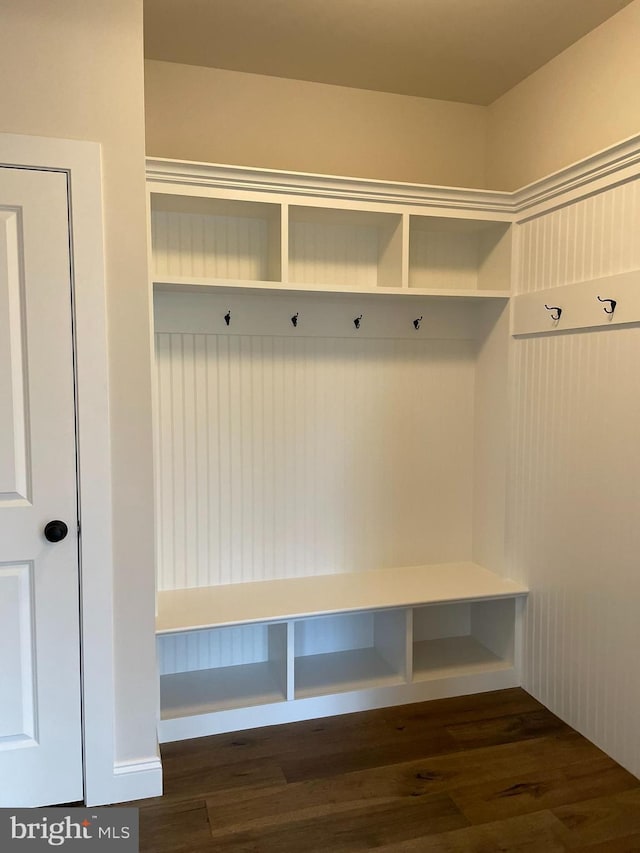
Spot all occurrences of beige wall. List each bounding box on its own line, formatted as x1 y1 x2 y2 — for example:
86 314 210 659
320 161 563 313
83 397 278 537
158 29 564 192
145 60 488 188
487 0 640 190
0 1 157 766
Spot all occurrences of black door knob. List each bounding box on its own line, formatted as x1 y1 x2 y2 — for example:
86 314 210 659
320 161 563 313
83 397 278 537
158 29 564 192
44 520 69 543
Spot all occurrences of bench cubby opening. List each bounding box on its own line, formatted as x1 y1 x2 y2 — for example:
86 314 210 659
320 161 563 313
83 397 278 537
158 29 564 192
158 621 289 719
412 598 515 682
293 609 408 699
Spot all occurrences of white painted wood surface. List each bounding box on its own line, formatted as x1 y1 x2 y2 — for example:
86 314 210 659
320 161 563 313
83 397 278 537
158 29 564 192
294 648 403 698
0 167 82 806
516 179 640 295
156 562 527 633
510 175 640 780
412 636 510 680
154 277 510 300
150 188 512 297
160 663 286 718
154 326 477 591
158 659 521 742
511 271 640 336
157 584 523 735
148 161 522 743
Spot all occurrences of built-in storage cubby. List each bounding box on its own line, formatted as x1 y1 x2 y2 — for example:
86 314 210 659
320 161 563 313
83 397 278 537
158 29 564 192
148 160 527 743
409 216 511 293
294 610 407 698
158 622 289 720
151 193 282 282
150 176 512 298
412 599 515 682
288 206 403 289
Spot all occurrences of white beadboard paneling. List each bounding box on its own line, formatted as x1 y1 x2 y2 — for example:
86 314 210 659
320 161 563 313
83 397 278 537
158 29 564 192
154 330 476 591
410 230 479 290
409 218 511 292
152 209 279 282
511 178 640 778
290 220 378 288
157 624 270 675
510 179 640 778
288 208 403 289
516 180 640 295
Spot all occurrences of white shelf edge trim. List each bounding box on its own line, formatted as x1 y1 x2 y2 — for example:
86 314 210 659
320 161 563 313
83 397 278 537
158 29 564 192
153 277 511 300
147 133 640 221
156 562 528 634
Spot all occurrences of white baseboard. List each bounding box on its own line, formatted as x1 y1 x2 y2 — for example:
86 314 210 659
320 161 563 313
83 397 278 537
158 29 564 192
86 757 163 806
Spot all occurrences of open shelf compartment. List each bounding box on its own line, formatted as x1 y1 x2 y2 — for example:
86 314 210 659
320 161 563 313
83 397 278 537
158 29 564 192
288 205 403 289
150 192 282 282
294 609 408 699
412 598 515 682
409 216 511 293
158 621 288 719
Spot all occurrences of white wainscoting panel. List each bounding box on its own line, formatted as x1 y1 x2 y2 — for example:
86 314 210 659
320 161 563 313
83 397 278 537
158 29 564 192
510 176 640 778
154 332 475 592
0 211 29 504
516 179 640 295
0 563 36 745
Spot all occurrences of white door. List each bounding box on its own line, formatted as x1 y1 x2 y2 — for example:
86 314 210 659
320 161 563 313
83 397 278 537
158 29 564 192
0 166 83 806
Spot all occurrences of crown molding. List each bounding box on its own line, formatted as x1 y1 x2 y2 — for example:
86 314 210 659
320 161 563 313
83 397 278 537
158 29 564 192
511 133 640 220
146 133 640 220
146 157 513 213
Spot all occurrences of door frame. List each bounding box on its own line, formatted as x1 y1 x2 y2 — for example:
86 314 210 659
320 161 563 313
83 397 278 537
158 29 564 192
0 133 157 805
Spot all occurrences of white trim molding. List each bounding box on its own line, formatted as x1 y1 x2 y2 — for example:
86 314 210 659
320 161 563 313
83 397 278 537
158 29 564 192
0 132 161 807
147 132 640 222
110 756 163 804
146 157 514 214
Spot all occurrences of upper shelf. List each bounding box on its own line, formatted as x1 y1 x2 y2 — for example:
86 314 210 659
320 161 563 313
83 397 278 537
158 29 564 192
149 190 513 300
153 276 510 301
156 561 528 634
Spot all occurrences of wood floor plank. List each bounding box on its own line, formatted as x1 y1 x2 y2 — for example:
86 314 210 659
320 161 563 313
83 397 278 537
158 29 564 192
552 788 640 849
574 834 640 852
138 799 213 853
159 688 545 770
372 810 570 852
449 755 638 825
279 727 458 783
207 792 469 852
127 690 640 852
446 707 569 750
156 756 287 805
205 732 607 837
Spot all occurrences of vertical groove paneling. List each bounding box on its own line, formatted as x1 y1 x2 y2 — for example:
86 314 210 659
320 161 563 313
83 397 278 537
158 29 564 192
289 221 379 287
152 211 271 281
510 176 640 779
158 624 270 675
516 180 640 294
409 231 480 290
154 334 475 592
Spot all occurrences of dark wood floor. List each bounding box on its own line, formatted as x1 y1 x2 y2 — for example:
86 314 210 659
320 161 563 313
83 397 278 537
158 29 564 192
130 689 640 852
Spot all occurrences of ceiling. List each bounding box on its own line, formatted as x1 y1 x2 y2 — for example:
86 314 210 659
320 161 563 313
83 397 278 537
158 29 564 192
143 0 634 106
